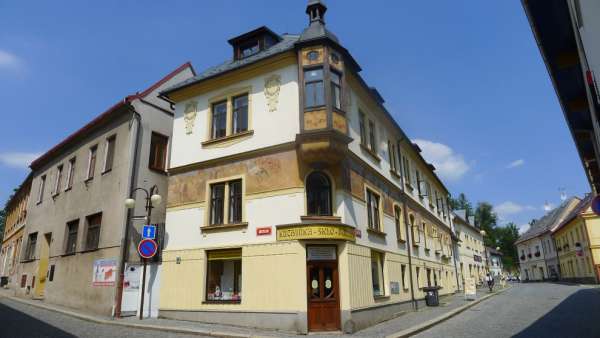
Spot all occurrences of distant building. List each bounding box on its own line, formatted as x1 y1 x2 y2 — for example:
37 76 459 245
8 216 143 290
159 1 457 333
522 0 600 194
0 174 32 289
552 194 600 283
486 246 504 277
515 198 580 281
16 64 194 317
453 210 486 287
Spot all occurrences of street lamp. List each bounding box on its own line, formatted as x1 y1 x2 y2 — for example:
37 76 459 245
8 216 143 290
123 185 161 320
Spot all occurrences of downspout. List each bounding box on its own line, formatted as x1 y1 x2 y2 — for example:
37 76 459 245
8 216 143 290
114 105 143 317
398 137 417 310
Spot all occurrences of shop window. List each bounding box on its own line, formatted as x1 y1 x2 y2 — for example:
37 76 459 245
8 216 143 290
206 249 242 302
209 179 243 226
85 213 102 250
371 251 385 297
149 132 168 172
366 188 381 231
65 220 79 254
306 172 332 216
304 68 324 108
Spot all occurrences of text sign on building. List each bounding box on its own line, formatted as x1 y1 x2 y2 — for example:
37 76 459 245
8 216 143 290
142 225 156 240
276 225 356 241
390 281 400 294
92 258 117 287
256 227 272 236
307 246 336 261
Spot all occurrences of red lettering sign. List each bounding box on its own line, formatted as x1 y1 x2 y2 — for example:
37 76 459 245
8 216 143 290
256 227 272 236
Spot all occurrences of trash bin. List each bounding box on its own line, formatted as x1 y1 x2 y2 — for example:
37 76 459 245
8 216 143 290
423 286 440 306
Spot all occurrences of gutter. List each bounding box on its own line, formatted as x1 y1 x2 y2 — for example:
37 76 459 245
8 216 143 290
114 106 143 317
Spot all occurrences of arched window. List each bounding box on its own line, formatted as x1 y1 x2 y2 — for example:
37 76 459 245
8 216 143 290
306 171 332 216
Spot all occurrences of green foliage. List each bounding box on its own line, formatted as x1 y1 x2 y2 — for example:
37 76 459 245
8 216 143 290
450 193 473 217
474 202 498 247
496 222 520 272
0 208 5 243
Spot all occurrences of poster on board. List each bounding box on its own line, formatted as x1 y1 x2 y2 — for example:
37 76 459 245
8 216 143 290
464 277 476 300
92 258 117 286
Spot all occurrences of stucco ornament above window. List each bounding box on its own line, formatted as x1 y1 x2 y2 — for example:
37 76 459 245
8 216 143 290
183 100 198 134
264 74 281 112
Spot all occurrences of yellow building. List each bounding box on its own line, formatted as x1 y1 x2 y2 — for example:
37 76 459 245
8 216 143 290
552 195 600 284
159 1 457 333
0 174 32 289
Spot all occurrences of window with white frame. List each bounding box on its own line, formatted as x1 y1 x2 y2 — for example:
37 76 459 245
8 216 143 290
87 145 98 180
366 188 381 231
53 165 63 196
65 157 76 191
36 175 46 204
103 135 116 173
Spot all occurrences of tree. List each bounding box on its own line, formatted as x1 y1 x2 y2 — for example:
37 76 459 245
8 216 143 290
495 222 520 272
0 208 5 243
450 193 473 217
474 202 498 247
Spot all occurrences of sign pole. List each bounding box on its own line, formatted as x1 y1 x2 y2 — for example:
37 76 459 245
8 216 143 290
139 258 147 320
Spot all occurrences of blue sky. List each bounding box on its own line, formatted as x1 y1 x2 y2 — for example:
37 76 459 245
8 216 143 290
0 1 588 231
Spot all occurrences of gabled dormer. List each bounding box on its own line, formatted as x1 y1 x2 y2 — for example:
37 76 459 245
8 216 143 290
228 26 282 60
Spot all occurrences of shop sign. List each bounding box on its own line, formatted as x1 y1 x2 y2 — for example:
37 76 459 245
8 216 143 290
390 281 400 294
307 246 336 261
256 227 272 236
92 258 117 286
464 277 476 300
277 225 356 241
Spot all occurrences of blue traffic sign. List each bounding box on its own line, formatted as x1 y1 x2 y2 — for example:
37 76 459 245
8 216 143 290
138 239 158 259
142 225 156 239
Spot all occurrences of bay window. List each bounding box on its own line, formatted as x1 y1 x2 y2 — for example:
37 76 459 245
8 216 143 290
330 70 341 110
304 68 324 108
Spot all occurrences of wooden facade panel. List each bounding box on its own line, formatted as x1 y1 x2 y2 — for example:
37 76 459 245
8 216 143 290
332 111 347 134
304 109 327 130
301 47 325 66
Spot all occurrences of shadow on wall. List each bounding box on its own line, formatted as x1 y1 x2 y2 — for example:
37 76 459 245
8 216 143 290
513 288 600 338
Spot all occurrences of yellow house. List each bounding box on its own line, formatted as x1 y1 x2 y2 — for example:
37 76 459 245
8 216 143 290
159 1 457 334
552 195 600 284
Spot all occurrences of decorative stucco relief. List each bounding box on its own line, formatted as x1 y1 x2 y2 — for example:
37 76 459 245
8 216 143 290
183 101 198 134
264 74 281 112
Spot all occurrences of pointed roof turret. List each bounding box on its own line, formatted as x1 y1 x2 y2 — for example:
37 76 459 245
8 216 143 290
299 0 339 43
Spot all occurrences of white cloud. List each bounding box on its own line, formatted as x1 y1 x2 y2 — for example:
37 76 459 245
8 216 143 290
413 139 470 182
495 201 536 220
519 224 530 234
0 152 40 169
0 50 21 69
507 159 525 169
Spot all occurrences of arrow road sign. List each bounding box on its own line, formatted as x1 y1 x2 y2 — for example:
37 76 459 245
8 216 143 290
138 239 158 259
142 225 156 239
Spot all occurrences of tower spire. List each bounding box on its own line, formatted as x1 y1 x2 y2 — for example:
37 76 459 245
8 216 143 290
306 0 327 25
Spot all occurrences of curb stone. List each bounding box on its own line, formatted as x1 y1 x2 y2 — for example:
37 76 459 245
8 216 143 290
385 285 513 338
0 294 251 338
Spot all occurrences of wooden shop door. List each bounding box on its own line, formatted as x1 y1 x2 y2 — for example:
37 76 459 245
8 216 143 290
307 260 341 331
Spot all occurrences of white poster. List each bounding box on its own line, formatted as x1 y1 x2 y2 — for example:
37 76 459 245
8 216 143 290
92 258 117 286
464 277 476 300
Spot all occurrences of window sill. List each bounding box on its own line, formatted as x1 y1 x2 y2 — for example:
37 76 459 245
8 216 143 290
412 242 420 247
61 252 76 257
202 130 254 147
51 192 60 198
201 222 248 232
300 215 342 222
149 167 168 175
21 258 35 263
373 295 390 300
64 187 72 192
360 144 381 162
424 247 431 252
84 177 94 184
405 182 414 191
390 170 401 179
397 238 407 244
202 300 241 305
367 228 387 237
80 248 100 254
101 169 112 176
429 203 435 209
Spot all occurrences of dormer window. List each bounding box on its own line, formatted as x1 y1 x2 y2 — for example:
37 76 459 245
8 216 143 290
228 26 282 61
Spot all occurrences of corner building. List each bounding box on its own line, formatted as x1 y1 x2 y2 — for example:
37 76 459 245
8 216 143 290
160 2 457 333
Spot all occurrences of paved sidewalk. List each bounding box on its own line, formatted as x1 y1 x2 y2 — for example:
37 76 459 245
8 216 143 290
0 285 510 338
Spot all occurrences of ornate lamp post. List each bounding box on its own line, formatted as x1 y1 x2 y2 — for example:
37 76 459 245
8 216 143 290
124 185 162 320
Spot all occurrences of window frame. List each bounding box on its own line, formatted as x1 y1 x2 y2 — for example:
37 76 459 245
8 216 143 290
205 249 243 303
25 232 37 261
394 204 405 242
368 120 377 153
85 213 102 251
86 145 98 180
304 67 325 109
65 157 76 191
207 177 245 227
366 187 381 232
211 100 228 139
371 250 385 297
330 69 342 110
232 94 249 135
306 171 333 217
206 90 252 142
359 111 367 145
53 164 63 196
65 220 79 255
149 132 169 172
102 135 116 173
36 175 46 204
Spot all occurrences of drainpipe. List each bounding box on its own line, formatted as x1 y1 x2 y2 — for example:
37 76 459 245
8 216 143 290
114 106 143 317
402 199 417 310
